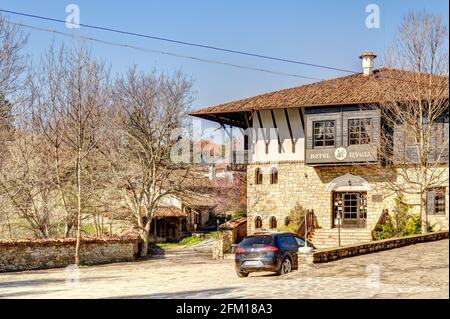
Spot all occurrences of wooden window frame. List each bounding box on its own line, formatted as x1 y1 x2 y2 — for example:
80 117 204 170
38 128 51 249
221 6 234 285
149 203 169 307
313 120 336 148
333 191 367 228
255 216 263 229
348 118 372 145
255 168 263 185
427 187 446 215
269 216 277 229
270 167 278 184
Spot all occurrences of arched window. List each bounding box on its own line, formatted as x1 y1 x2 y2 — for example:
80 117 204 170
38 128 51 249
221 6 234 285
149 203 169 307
255 168 263 185
254 216 263 229
270 167 278 184
284 216 290 227
269 216 277 229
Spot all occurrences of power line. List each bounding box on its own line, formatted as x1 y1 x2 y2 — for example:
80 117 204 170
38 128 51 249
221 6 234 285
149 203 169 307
0 8 360 74
2 9 444 86
11 21 323 81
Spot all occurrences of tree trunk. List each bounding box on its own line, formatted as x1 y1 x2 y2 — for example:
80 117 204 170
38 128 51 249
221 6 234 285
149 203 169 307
139 221 152 257
140 231 149 257
420 191 428 234
74 152 82 265
94 215 100 237
6 213 13 239
64 223 72 238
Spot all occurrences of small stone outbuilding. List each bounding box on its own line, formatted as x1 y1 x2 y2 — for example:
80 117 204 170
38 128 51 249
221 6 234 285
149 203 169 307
219 217 247 244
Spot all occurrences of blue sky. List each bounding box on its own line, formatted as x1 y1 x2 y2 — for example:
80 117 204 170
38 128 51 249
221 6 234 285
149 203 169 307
0 0 448 113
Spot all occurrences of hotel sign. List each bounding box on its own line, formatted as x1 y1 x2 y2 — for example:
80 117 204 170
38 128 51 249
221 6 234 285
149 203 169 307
306 145 377 165
334 147 347 161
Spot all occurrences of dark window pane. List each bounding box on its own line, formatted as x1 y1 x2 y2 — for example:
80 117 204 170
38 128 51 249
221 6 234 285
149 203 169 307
427 187 446 215
348 118 372 145
335 192 368 223
241 235 272 247
313 121 335 147
295 237 305 246
283 235 297 246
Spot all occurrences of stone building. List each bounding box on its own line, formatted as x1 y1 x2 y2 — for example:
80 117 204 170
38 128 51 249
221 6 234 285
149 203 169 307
219 216 247 244
190 52 449 248
150 191 217 242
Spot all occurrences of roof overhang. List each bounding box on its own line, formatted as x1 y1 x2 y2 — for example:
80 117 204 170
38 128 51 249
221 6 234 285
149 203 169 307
189 111 250 128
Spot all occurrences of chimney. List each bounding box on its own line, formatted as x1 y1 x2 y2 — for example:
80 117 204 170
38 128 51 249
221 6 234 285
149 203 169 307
359 51 377 76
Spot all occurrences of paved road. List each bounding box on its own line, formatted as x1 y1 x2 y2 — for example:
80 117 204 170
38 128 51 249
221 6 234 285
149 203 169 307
0 240 448 299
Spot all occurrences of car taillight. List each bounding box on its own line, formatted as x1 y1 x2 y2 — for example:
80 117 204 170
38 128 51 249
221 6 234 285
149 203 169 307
235 247 246 254
261 246 278 252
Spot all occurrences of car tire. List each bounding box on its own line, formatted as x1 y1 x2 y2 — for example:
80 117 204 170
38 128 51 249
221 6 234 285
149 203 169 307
278 257 292 276
236 270 249 278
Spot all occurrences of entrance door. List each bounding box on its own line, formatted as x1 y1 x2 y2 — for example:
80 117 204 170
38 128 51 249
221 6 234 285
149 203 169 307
333 192 367 228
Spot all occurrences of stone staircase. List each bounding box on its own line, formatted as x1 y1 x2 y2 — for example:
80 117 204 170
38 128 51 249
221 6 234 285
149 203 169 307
310 228 373 249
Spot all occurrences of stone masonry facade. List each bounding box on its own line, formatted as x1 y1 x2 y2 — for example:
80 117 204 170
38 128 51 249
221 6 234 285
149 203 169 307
247 162 449 239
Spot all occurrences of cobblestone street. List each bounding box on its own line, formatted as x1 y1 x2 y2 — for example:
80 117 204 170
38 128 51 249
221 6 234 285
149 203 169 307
0 240 448 299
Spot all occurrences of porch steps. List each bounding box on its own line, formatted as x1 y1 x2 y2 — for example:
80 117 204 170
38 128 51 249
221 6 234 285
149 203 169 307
310 228 373 249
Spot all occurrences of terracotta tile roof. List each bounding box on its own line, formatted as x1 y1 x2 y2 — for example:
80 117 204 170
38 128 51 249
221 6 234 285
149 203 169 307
219 217 247 230
190 68 448 115
154 206 187 218
180 191 216 207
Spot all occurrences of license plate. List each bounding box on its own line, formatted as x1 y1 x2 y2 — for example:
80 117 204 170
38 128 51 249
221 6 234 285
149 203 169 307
244 261 261 267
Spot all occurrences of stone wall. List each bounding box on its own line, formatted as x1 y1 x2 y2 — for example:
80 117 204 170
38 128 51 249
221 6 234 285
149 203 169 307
0 237 139 272
221 223 247 244
212 235 232 260
247 162 449 235
311 231 449 263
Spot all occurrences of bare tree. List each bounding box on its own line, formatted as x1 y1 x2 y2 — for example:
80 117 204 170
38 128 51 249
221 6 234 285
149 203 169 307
0 94 13 160
210 172 246 215
368 11 449 233
31 44 110 263
384 11 449 75
0 14 28 120
0 127 59 238
0 15 28 177
107 67 194 256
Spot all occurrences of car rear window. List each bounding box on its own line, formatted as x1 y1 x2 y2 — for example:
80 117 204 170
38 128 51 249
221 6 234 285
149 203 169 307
240 235 273 247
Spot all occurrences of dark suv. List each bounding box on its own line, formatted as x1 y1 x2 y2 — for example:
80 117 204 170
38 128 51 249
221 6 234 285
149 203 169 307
235 231 315 277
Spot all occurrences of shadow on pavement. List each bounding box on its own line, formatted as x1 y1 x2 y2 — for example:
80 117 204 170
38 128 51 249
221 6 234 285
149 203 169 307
0 276 121 289
106 287 240 299
0 289 65 298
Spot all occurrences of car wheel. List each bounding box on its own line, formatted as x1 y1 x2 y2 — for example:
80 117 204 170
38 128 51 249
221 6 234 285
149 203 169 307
278 257 292 275
236 270 249 278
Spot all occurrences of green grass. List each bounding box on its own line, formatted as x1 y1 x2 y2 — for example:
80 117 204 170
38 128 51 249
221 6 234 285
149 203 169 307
154 231 222 248
81 223 97 235
80 223 108 236
157 236 203 247
205 231 222 239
